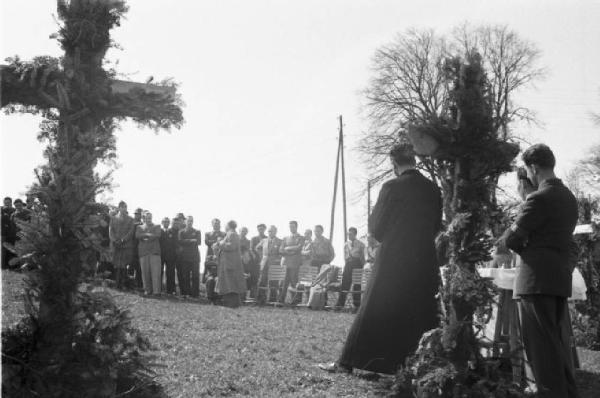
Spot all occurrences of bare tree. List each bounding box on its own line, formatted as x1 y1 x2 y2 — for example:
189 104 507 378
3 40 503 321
573 143 600 196
359 29 448 171
359 23 545 174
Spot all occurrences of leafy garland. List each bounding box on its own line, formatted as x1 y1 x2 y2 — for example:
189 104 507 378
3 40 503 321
394 54 524 397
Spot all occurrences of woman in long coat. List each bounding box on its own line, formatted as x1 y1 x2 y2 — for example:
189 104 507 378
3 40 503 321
324 144 443 374
214 220 247 308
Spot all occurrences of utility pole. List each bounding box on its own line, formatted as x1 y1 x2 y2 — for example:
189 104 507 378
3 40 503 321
329 134 341 242
339 115 348 242
367 169 394 230
329 115 349 243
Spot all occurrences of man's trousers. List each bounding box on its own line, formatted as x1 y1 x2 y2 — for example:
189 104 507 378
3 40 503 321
162 255 176 294
336 258 363 308
177 259 200 297
518 294 579 398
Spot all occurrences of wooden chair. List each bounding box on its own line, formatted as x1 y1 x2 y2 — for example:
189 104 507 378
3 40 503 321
287 265 319 306
255 264 286 305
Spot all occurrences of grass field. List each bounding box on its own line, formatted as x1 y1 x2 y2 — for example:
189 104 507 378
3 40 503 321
2 270 599 397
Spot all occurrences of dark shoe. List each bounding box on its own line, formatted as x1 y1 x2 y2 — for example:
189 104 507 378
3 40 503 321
318 362 352 374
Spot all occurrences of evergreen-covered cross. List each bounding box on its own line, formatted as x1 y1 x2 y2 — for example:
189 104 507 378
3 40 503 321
0 0 183 354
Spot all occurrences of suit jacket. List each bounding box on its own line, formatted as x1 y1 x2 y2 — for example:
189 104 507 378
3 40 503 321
256 236 282 268
502 178 578 297
160 227 179 261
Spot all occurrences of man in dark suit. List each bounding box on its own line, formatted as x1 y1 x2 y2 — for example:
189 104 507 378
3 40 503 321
320 143 442 374
499 144 579 398
160 217 179 295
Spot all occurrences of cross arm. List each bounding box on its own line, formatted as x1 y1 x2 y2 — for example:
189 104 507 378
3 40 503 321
107 80 183 130
1 60 63 110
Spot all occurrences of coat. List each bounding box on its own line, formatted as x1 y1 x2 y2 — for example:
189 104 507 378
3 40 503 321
502 178 578 297
339 169 443 374
215 231 247 295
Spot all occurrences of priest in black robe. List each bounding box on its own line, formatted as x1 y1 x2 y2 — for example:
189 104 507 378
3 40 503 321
320 143 443 374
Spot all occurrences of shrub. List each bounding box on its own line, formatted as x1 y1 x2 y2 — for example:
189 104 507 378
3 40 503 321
2 284 166 398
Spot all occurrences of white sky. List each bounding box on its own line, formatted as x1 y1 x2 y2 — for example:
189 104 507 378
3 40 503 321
1 0 599 260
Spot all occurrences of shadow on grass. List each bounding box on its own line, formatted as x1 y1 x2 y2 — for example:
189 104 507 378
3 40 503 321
577 369 600 398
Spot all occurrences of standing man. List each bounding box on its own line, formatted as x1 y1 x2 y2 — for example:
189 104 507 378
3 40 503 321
335 227 366 310
499 144 579 398
109 201 135 289
130 208 144 289
1 197 15 268
256 225 282 304
205 218 225 258
135 212 162 296
160 217 178 295
248 224 267 299
205 218 225 280
278 221 304 304
178 216 201 298
240 226 252 298
320 143 442 374
311 225 335 271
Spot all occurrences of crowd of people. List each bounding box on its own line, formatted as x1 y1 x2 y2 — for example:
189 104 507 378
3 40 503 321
1 193 380 310
94 200 379 309
1 196 33 268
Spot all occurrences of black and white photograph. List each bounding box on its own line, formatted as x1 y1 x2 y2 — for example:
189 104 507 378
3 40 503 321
1 1 599 397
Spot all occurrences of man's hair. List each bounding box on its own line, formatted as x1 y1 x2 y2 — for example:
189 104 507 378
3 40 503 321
4 197 12 202
212 218 221 224
314 224 324 231
118 200 127 208
134 207 143 214
13 199 23 205
289 220 298 227
522 144 555 169
390 143 416 166
348 227 358 234
227 220 237 230
162 217 170 222
257 223 266 229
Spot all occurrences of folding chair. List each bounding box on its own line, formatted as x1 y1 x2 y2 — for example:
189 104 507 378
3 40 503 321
287 265 319 306
339 268 367 309
256 264 286 305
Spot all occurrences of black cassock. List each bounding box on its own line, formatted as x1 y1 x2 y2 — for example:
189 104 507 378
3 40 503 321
339 169 442 374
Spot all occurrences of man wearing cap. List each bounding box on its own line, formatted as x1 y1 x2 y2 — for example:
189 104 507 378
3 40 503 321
248 224 267 299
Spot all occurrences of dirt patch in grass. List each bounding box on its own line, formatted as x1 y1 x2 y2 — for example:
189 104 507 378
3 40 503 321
3 270 599 397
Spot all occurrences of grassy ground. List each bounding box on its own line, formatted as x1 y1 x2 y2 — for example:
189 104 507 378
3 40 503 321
2 269 600 397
